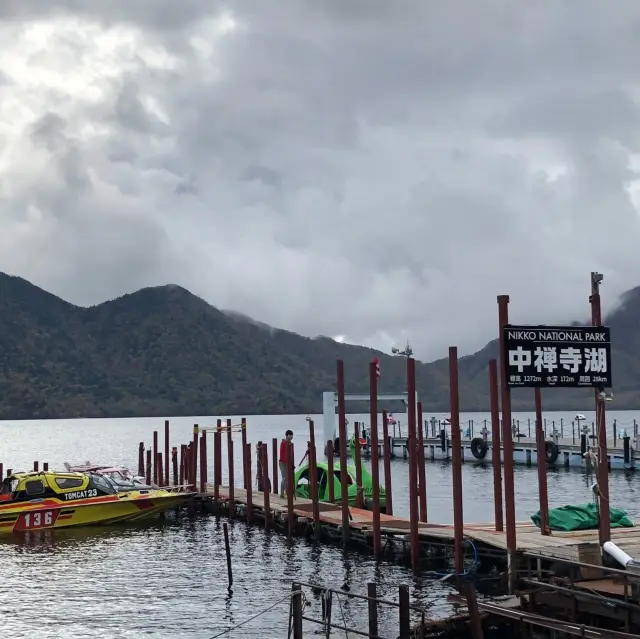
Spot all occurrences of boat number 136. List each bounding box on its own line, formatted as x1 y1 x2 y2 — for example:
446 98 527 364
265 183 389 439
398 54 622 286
15 510 59 531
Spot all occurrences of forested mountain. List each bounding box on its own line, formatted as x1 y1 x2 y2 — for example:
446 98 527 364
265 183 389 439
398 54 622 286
0 272 636 419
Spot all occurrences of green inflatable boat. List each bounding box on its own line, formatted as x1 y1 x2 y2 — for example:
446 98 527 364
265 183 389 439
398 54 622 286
294 460 386 512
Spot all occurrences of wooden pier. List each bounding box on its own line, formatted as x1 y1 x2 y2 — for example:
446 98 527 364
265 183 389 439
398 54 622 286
210 486 640 566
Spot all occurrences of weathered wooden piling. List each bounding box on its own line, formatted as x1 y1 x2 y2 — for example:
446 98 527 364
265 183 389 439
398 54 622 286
417 400 428 523
245 443 252 524
164 420 170 491
407 357 420 570
146 449 152 485
153 430 158 485
241 417 248 490
43 462 48 471
179 445 185 486
291 583 303 639
199 431 207 494
353 422 364 508
489 359 504 532
157 452 164 486
223 521 233 588
172 447 178 485
367 582 378 637
192 425 199 491
449 346 464 574
399 584 410 638
138 442 145 477
308 420 320 537
382 410 393 516
534 388 550 535
33 461 38 472
369 361 382 558
336 359 350 546
498 294 517 586
590 272 611 545
214 420 222 501
261 442 270 529
327 439 335 502
286 440 295 540
228 438 235 518
272 438 278 496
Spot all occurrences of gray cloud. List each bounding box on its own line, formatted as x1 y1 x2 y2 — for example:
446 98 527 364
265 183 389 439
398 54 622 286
1 1 640 360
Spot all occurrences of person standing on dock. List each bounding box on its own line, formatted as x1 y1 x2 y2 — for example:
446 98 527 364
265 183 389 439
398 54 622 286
279 429 294 498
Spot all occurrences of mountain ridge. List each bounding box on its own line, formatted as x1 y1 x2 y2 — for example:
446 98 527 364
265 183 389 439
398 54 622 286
0 271 638 419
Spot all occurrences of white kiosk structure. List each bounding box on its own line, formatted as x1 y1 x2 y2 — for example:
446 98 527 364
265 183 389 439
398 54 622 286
321 390 418 457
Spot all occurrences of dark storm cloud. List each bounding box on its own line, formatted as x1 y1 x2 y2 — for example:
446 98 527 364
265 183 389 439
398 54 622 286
2 1 640 360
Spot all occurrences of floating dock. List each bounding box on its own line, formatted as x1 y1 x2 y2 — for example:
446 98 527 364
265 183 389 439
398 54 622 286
360 434 638 470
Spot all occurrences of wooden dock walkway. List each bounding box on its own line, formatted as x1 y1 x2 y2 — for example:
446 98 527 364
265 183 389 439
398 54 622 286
210 486 640 565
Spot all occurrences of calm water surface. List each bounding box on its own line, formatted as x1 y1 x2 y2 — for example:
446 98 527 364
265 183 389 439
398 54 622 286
0 410 639 638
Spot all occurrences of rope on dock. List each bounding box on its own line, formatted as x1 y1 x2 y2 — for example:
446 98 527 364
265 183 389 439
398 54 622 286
208 591 307 638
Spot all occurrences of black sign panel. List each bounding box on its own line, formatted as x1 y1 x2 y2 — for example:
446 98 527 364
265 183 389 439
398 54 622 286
502 325 612 388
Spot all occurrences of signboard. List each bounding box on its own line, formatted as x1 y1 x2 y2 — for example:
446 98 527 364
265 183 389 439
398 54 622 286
502 325 612 388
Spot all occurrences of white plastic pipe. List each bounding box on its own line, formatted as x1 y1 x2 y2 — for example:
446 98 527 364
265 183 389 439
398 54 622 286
603 541 635 568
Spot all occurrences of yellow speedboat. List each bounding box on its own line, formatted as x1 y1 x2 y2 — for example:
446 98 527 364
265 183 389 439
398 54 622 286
0 470 194 534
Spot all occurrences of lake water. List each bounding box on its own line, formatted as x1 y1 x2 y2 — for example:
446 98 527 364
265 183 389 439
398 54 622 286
1 410 639 638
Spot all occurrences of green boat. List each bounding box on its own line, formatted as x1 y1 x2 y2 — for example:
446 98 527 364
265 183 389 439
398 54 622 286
294 460 386 512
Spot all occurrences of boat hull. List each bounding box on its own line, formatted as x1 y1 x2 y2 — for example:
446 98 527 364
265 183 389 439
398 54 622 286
0 490 193 535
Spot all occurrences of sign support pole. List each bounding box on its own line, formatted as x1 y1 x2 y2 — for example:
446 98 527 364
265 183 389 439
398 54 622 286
497 295 517 592
590 272 611 546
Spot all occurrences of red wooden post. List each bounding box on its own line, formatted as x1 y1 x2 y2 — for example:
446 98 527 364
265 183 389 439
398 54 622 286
407 357 420 571
336 359 350 546
449 347 464 575
535 388 551 535
185 444 191 489
498 294 517 585
246 443 253 524
164 420 170 492
33 461 39 472
369 361 382 558
192 425 199 491
382 410 393 516
228 437 235 518
261 442 270 529
146 449 152 485
0 464 4 480
417 401 428 523
286 441 295 540
43 462 49 471
214 419 222 501
241 417 248 490
153 430 158 485
138 442 145 476
308 421 320 535
354 422 364 508
590 272 610 545
179 445 185 487
200 431 208 494
157 453 164 486
172 447 178 485
327 440 335 502
489 359 504 532
272 438 278 495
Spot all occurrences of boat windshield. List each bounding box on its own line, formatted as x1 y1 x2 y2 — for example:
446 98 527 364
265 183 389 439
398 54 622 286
87 473 117 495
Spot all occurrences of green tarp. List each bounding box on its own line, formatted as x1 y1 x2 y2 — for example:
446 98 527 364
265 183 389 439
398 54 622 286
531 503 635 532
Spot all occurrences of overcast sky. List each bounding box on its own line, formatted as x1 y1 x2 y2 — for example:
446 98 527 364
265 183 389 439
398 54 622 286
1 1 640 362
